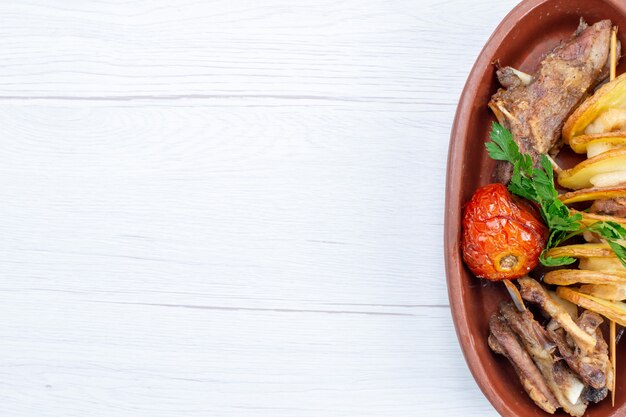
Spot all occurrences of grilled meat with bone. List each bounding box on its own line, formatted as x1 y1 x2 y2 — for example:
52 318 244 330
519 277 596 354
488 313 560 414
489 278 614 415
547 311 612 397
490 19 614 183
499 302 587 416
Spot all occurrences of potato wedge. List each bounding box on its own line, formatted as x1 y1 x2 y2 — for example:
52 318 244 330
556 287 626 327
588 142 626 159
563 72 626 141
559 186 626 204
544 243 614 259
573 209 626 228
578 284 626 301
584 108 626 135
570 132 626 153
579 256 626 272
557 148 626 189
544 269 626 285
588 170 626 187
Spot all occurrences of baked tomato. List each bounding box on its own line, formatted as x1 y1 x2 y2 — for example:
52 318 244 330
462 183 547 280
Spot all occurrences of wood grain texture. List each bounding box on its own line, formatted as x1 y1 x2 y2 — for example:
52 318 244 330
0 0 521 415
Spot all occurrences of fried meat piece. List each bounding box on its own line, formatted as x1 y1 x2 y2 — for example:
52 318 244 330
547 311 612 396
499 302 587 416
519 277 596 353
490 19 613 183
590 197 626 217
488 313 560 414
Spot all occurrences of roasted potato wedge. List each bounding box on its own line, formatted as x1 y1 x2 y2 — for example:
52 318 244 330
557 148 626 189
570 132 626 154
587 141 626 159
587 170 626 187
578 283 626 301
584 108 626 135
570 131 626 149
563 72 626 141
544 243 614 259
556 287 626 327
573 209 626 228
579 256 626 272
559 186 626 204
544 269 626 285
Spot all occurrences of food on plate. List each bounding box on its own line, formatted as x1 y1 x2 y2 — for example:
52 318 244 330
549 310 612 394
488 308 560 414
557 148 626 189
557 287 626 327
544 269 626 286
549 290 579 319
579 256 626 272
489 19 614 183
584 108 626 135
461 183 547 280
457 17 626 415
579 283 626 301
575 209 626 227
485 124 583 266
559 26 626 228
564 73 626 142
544 243 615 259
485 122 626 268
570 132 626 155
519 277 597 353
559 186 626 204
488 278 613 416
591 195 626 216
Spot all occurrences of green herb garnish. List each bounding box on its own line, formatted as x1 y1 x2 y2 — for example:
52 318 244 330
485 122 626 267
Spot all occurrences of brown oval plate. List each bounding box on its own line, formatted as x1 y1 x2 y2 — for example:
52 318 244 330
445 0 626 416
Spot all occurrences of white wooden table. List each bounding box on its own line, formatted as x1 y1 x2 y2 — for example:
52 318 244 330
0 0 521 415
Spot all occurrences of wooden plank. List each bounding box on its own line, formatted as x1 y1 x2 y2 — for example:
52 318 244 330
0 102 449 309
0 96 499 414
1 294 493 416
0 0 509 101
0 0 521 415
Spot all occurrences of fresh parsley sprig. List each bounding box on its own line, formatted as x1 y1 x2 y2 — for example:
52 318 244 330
485 122 626 267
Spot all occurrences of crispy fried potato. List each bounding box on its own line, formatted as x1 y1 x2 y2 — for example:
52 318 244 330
557 148 626 189
570 132 626 154
579 256 626 272
556 287 626 327
572 209 626 228
587 142 626 159
544 269 626 285
578 284 626 301
544 243 614 259
589 170 626 187
559 186 626 204
563 72 626 141
585 108 626 135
